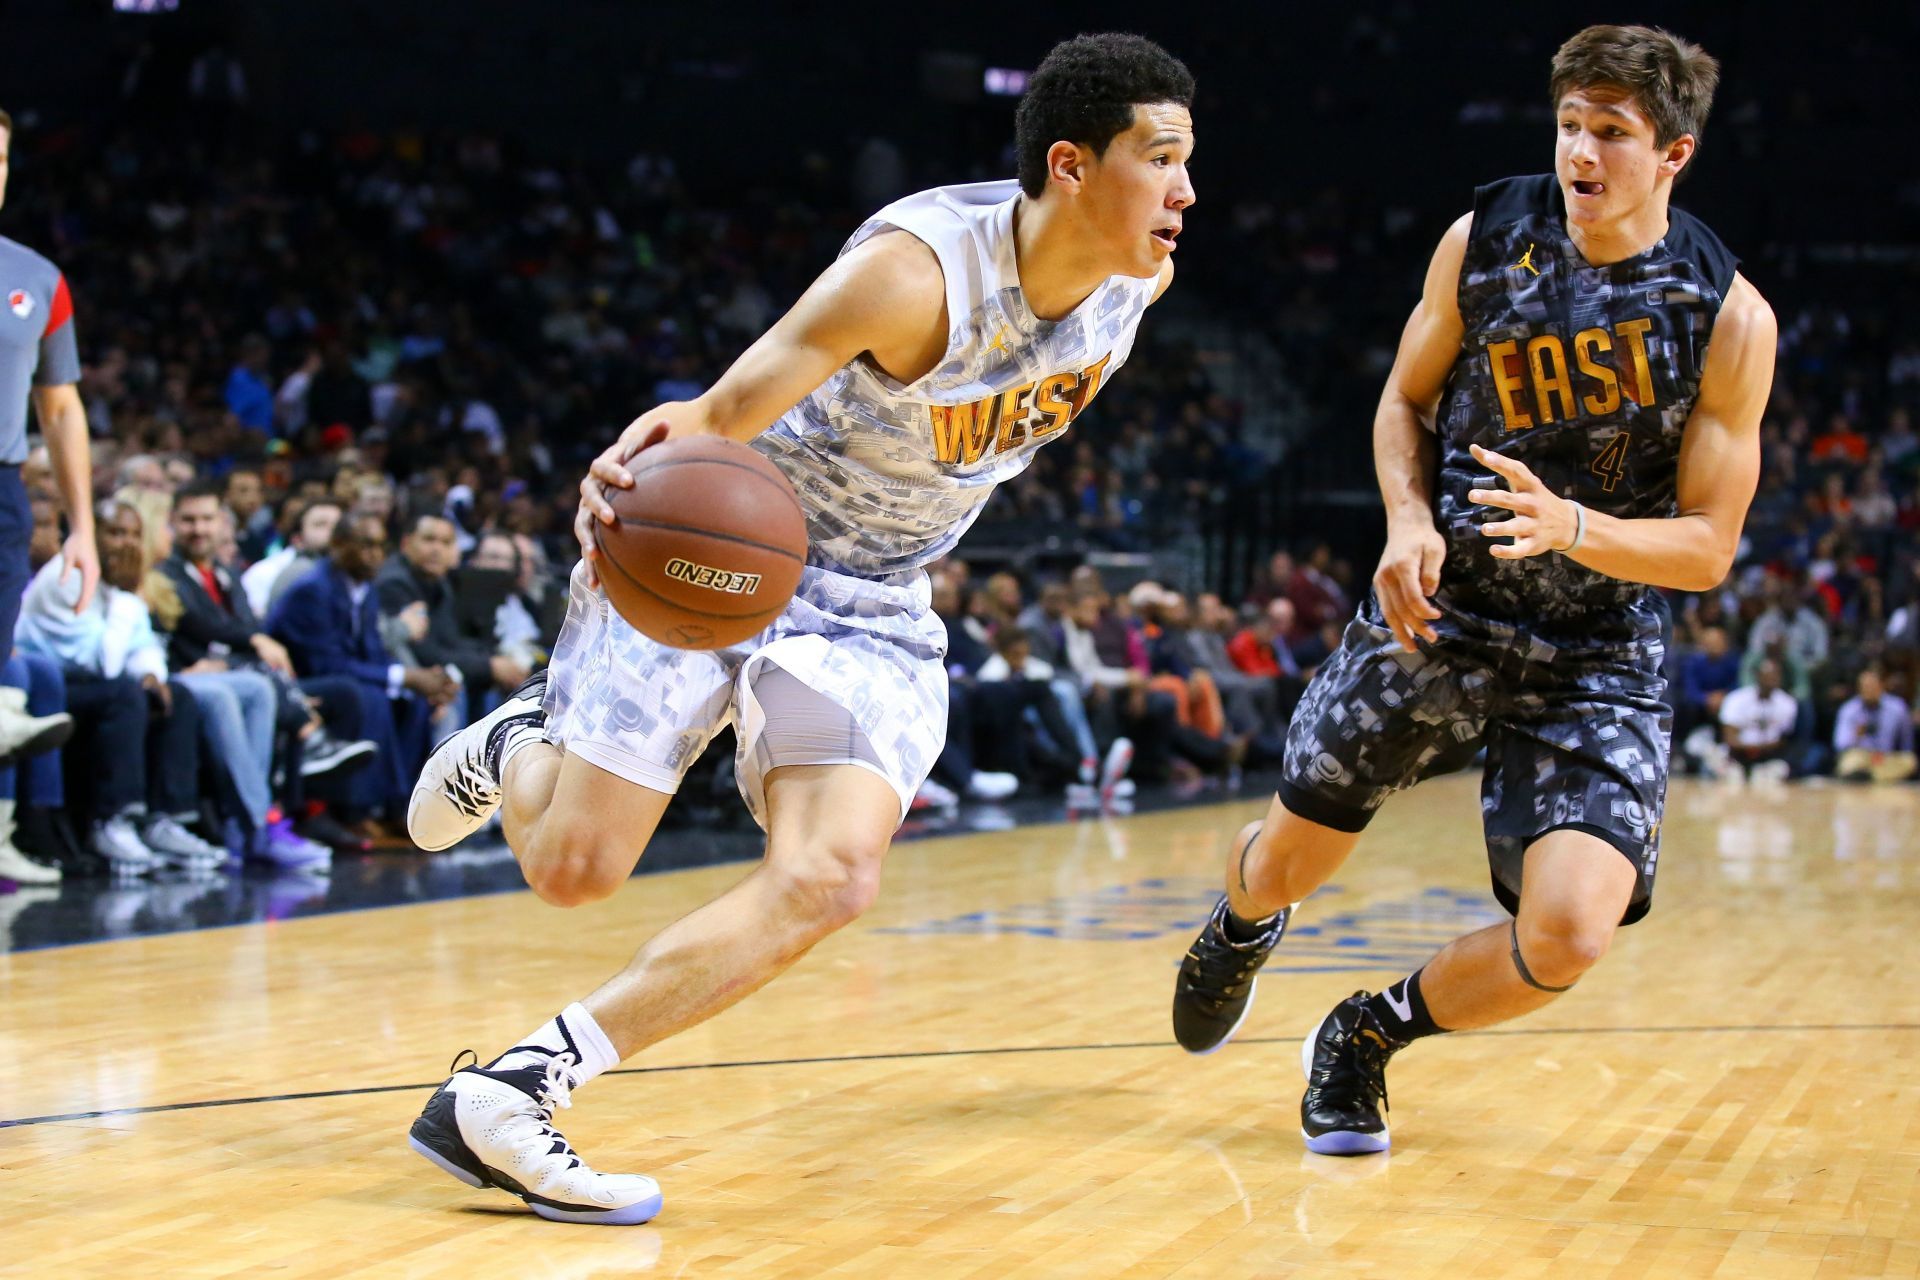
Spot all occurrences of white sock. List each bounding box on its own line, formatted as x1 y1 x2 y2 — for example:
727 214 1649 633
487 1002 621 1084
496 721 549 778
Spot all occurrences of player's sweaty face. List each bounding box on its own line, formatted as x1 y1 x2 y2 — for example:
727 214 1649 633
1554 88 1667 228
1086 102 1195 278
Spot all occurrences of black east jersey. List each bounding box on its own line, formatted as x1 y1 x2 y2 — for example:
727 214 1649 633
1433 173 1739 627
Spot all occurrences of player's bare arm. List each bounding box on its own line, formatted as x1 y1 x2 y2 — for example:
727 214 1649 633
1469 271 1776 591
572 229 947 576
1372 213 1470 652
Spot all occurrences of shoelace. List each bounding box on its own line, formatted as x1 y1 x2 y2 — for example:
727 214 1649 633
1184 905 1278 1009
443 753 501 819
1309 1013 1391 1115
445 1047 588 1173
501 1052 586 1173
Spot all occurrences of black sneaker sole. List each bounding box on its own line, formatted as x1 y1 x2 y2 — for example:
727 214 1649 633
1177 976 1259 1056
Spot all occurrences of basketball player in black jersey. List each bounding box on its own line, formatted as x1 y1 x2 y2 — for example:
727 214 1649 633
1171 24 1776 1154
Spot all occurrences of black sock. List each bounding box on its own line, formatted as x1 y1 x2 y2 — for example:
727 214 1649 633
1361 969 1447 1049
1221 906 1278 943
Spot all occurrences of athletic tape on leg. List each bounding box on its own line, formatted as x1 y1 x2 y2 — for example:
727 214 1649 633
1509 920 1575 993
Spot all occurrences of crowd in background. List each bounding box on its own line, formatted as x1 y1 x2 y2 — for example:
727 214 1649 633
1 111 1917 888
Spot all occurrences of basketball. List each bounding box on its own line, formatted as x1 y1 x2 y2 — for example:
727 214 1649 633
592 436 808 649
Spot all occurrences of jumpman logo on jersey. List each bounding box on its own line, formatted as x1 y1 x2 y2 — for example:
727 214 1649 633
1513 243 1539 276
984 325 1013 359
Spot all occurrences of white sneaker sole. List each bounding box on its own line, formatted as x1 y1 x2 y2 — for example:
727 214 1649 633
408 1135 664 1225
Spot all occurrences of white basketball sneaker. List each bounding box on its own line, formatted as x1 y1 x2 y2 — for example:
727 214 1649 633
408 671 548 852
408 1050 663 1225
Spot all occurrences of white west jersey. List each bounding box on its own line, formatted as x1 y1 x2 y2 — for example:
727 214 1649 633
753 180 1157 577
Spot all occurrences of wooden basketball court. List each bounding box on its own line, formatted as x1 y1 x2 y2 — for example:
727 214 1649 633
4 774 1916 1278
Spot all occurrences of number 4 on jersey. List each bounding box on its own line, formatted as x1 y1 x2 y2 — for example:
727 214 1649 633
1590 431 1630 492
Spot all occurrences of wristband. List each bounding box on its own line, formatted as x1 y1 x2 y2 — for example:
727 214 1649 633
1558 501 1586 554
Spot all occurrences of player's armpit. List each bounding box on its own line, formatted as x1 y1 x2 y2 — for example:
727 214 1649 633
694 230 949 442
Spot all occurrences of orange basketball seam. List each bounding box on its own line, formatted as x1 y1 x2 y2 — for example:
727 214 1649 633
629 454 800 495
611 516 806 562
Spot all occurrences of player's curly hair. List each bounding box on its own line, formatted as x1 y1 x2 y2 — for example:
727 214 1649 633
1551 25 1719 155
1015 34 1194 199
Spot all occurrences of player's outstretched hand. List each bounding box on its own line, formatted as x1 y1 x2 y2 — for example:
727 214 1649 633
575 420 671 589
1373 518 1445 653
1468 443 1577 562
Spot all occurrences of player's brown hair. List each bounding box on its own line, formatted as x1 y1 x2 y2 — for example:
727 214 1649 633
1550 25 1719 151
0 108 12 135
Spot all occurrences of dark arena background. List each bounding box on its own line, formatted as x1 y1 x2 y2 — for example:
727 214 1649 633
3 2 1918 1275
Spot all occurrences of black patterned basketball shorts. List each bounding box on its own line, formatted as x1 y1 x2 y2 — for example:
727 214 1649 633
1279 594 1670 925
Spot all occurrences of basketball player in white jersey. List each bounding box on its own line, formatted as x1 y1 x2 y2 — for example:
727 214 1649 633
402 33 1196 1224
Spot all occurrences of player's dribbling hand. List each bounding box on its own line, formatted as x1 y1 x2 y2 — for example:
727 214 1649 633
1373 519 1446 653
1468 443 1577 561
575 419 673 589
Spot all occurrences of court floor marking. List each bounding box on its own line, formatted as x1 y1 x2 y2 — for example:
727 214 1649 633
5 1021 1916 1130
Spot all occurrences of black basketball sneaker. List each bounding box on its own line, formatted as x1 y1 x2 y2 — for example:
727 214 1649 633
1299 992 1393 1155
408 1048 663 1225
1172 896 1291 1054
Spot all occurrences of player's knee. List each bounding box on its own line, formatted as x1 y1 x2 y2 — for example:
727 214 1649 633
525 853 626 908
522 824 632 907
775 839 886 933
1518 913 1614 986
520 811 641 907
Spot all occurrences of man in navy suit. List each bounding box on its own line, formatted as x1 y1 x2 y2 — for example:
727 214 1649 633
269 513 456 826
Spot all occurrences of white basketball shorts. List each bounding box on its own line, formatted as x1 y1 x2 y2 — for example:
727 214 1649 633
542 559 950 826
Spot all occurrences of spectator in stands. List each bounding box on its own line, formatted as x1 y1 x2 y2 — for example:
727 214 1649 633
268 512 457 833
165 482 299 676
1062 589 1235 785
1717 658 1799 783
18 498 224 872
918 572 1025 805
1135 585 1228 743
1244 549 1295 611
1679 625 1744 773
225 467 275 563
464 531 554 671
241 497 341 618
1809 413 1868 466
1016 580 1072 669
160 481 364 855
378 513 532 726
224 334 276 435
977 625 1110 792
1747 576 1830 674
1227 599 1299 679
1287 542 1349 635
1161 592 1284 749
1832 668 1916 784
